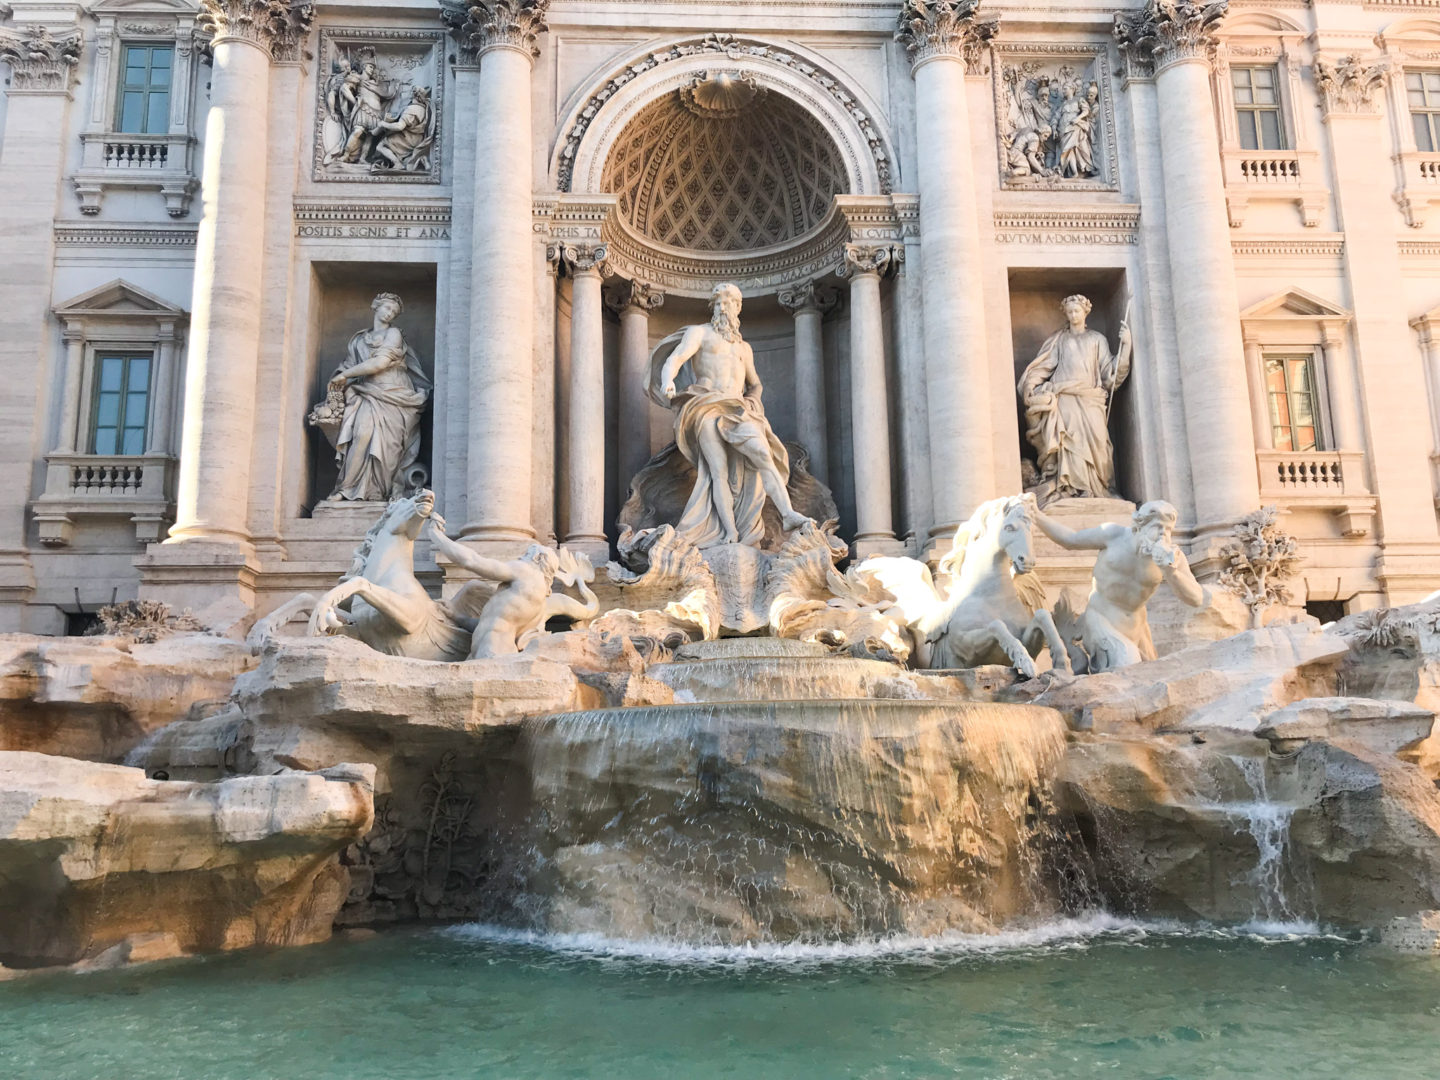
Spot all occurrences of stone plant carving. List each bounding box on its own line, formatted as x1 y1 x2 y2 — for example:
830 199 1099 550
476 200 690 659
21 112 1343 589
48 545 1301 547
1314 55 1389 116
999 63 1103 184
1018 294 1132 504
1217 505 1301 629
648 283 814 549
850 494 1070 676
1040 500 1211 673
86 599 205 643
315 32 441 182
894 0 999 74
0 24 82 91
309 292 431 503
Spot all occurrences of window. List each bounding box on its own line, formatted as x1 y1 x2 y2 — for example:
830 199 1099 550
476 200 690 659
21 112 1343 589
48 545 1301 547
1232 66 1286 151
1265 354 1321 452
1407 71 1440 152
115 45 172 134
91 352 151 455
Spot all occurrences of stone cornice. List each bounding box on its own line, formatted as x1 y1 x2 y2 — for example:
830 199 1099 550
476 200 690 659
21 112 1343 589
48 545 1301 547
195 0 313 62
441 0 549 61
1314 54 1389 117
0 23 81 92
54 223 199 247
1114 0 1229 79
895 0 998 75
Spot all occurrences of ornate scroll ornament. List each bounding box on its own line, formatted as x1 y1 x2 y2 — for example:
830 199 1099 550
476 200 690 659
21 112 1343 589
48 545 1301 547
0 24 82 91
1113 0 1228 77
778 280 841 316
552 240 609 276
441 0 549 61
1313 55 1389 116
838 242 896 278
604 280 665 315
895 0 999 74
196 0 314 61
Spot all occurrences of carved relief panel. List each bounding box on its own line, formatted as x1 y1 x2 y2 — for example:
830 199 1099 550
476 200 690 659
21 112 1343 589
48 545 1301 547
992 44 1119 192
313 28 444 184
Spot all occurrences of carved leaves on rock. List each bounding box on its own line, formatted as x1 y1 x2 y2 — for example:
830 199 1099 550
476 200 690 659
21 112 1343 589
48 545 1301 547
1217 505 1302 630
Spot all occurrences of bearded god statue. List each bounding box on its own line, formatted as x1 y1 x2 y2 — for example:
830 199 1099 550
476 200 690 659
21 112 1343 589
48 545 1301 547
646 283 813 549
1018 293 1132 503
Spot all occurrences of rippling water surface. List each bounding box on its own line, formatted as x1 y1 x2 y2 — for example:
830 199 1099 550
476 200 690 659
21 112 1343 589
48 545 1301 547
2 917 1438 1079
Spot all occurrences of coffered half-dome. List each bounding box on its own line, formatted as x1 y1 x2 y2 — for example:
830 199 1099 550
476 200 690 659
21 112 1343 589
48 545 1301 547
601 76 849 253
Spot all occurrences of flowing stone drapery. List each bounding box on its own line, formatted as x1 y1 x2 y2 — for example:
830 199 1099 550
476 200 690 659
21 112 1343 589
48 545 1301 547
607 280 665 498
1114 0 1259 536
896 0 999 543
839 244 897 555
778 281 839 484
166 0 311 546
444 0 549 547
557 242 609 562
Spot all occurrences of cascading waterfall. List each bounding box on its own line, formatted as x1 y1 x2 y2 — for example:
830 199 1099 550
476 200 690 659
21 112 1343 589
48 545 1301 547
1225 754 1310 926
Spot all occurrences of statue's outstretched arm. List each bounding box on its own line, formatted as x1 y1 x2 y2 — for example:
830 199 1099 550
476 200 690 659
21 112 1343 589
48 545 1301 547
1034 513 1116 550
427 521 516 583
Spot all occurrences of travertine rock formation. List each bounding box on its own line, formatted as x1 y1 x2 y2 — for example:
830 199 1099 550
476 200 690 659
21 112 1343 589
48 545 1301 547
0 752 373 967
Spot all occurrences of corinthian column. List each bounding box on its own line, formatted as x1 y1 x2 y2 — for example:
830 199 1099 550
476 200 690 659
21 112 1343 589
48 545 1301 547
445 0 549 547
896 0 999 544
605 280 664 498
1114 1 1259 537
778 280 839 483
839 244 897 555
557 242 609 562
166 1 311 546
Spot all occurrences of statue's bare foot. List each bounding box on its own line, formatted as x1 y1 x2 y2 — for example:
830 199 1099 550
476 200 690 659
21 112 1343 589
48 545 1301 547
723 528 739 544
781 510 811 532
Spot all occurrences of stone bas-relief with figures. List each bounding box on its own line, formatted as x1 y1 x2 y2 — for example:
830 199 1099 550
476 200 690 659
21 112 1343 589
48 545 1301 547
997 54 1112 188
315 30 442 182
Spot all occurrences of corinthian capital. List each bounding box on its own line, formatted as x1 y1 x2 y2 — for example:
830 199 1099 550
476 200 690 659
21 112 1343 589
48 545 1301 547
0 24 82 92
196 0 314 61
838 243 897 279
778 281 841 317
605 280 664 315
442 0 550 61
1113 0 1228 77
1314 55 1389 117
895 0 999 74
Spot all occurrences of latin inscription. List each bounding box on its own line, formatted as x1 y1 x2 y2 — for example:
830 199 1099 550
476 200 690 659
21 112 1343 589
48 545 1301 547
294 224 451 241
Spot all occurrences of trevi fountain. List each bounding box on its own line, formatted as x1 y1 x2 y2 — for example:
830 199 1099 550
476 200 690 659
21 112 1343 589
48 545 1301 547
3 0 1440 1077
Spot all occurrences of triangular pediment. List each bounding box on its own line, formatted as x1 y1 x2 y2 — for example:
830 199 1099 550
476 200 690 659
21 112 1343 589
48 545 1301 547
1240 288 1350 322
90 0 198 13
54 279 187 319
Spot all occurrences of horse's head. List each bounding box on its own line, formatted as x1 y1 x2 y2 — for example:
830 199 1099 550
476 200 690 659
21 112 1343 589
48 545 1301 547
380 488 436 540
995 493 1038 574
944 493 1038 580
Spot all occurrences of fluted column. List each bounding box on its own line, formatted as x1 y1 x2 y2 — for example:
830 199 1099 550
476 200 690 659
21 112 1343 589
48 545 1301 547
605 280 664 497
896 0 998 542
165 1 309 544
1114 1 1259 536
445 0 550 547
778 281 839 483
557 242 609 561
840 244 897 555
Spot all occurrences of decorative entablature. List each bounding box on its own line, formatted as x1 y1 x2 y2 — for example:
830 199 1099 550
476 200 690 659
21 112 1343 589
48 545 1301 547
0 19 82 93
1376 18 1440 227
993 208 1140 246
71 0 205 218
1212 10 1329 229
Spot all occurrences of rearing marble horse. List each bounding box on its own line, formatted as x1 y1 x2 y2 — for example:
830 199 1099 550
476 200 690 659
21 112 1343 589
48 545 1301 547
851 494 1071 677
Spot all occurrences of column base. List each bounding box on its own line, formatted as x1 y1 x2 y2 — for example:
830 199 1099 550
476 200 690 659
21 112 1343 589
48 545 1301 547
136 539 260 635
562 536 611 566
852 534 907 560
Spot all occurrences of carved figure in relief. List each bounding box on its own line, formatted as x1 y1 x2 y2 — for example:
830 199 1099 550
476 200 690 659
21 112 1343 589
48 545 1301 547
427 519 599 659
342 54 403 165
372 86 435 173
1018 294 1131 503
849 494 1071 677
309 292 431 502
307 491 472 661
321 54 359 165
648 283 813 549
1000 63 1102 182
1039 500 1211 673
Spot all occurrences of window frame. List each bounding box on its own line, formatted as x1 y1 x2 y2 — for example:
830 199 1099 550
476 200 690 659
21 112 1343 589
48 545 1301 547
1263 351 1324 453
87 350 154 457
1231 64 1289 151
114 42 174 135
1405 69 1440 153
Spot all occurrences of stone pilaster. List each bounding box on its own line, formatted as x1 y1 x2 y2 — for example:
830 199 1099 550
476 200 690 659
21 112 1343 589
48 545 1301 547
443 0 549 549
605 280 664 500
0 20 83 622
555 241 609 562
778 280 839 484
838 244 898 555
1111 0 1259 541
896 0 998 544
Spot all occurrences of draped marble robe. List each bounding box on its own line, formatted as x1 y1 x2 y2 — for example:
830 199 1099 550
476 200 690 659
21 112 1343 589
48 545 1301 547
1018 326 1128 500
329 329 431 501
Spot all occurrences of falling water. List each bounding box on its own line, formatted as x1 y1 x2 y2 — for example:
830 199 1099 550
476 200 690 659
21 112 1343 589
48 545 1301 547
1224 754 1309 927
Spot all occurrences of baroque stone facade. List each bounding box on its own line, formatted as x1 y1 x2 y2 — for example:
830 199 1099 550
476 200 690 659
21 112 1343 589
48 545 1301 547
5 0 1440 633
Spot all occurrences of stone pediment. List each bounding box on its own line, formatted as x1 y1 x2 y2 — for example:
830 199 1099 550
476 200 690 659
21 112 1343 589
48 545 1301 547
89 0 198 13
1240 288 1350 324
53 279 187 320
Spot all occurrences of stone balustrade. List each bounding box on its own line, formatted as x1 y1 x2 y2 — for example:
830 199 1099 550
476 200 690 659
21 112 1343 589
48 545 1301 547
1256 449 1375 537
32 452 176 546
1238 153 1300 183
74 132 197 217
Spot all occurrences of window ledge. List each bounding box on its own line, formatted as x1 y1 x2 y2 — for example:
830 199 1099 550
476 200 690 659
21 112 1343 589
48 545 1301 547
1394 151 1440 228
72 132 198 218
1256 449 1375 537
1222 148 1327 228
32 452 176 546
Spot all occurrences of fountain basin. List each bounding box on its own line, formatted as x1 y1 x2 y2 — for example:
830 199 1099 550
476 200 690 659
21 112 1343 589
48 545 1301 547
510 699 1070 943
